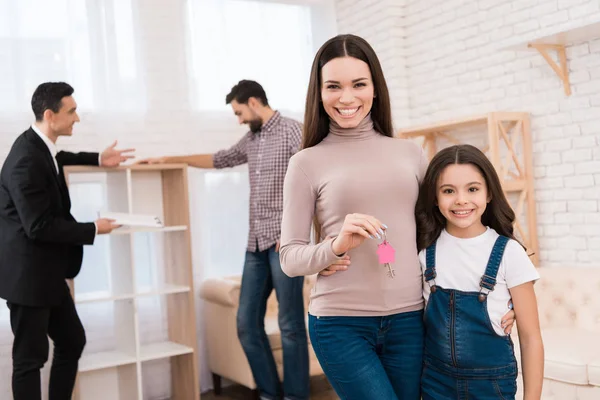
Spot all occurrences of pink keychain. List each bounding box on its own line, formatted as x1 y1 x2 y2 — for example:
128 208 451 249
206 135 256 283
376 230 396 278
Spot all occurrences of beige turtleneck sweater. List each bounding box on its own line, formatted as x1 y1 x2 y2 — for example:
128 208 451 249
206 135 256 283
279 115 429 317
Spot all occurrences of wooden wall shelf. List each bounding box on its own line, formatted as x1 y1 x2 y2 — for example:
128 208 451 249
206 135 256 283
529 44 570 96
398 112 540 265
502 19 600 96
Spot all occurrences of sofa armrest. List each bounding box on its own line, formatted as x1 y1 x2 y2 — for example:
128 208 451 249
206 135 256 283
200 277 241 307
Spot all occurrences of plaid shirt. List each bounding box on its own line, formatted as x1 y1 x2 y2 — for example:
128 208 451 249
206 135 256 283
213 111 302 252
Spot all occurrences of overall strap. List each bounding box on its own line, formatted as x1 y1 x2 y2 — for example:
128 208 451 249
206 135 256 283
478 236 509 301
424 242 437 286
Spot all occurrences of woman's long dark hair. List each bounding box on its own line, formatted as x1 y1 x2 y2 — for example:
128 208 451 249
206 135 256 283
416 144 525 252
302 34 393 149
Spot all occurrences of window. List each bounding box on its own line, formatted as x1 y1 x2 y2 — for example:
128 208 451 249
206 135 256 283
0 0 144 112
186 0 314 113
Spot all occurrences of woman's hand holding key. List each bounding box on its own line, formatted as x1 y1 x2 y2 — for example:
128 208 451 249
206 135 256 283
331 213 387 256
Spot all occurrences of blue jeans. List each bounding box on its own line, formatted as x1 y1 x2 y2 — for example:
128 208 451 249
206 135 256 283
236 244 309 400
308 310 424 400
422 358 517 400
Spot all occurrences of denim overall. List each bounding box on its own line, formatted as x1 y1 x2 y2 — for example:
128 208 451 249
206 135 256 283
421 236 518 400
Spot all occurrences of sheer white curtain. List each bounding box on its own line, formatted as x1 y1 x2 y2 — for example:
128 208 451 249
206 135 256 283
0 1 145 397
0 0 144 113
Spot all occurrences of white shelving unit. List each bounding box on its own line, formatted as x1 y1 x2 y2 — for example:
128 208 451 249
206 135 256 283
65 164 200 400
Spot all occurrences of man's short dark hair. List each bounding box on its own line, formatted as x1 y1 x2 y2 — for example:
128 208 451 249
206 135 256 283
225 80 269 107
31 82 74 122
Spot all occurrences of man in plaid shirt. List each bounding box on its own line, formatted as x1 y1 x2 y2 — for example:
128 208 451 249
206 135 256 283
140 80 308 400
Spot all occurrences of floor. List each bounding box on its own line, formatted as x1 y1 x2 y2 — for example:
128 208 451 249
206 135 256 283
201 376 338 400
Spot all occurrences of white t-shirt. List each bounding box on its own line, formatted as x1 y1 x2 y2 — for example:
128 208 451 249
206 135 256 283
419 227 539 336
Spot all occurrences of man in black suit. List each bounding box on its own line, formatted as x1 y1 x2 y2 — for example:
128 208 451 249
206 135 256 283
0 82 135 400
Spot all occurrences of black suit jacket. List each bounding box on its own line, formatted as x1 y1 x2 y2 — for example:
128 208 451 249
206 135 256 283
0 128 99 307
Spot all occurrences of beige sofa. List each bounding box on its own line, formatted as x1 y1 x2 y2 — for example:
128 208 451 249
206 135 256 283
199 274 323 396
513 267 600 400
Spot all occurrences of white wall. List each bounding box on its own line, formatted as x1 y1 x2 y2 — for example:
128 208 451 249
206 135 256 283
335 0 410 127
335 0 600 267
311 0 339 52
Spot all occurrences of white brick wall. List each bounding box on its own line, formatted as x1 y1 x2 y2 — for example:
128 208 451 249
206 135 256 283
335 0 410 127
336 0 600 268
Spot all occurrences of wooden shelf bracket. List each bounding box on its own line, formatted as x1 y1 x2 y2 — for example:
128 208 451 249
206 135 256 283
528 43 571 96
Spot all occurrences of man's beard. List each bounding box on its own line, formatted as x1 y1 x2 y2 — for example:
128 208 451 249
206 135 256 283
248 118 263 133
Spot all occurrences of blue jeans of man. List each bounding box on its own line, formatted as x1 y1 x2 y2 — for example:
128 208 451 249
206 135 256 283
236 244 309 400
308 310 424 400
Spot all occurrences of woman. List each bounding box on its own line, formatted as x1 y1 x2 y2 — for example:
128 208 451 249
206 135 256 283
279 34 425 399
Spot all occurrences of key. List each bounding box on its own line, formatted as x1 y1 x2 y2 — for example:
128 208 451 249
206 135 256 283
385 263 396 278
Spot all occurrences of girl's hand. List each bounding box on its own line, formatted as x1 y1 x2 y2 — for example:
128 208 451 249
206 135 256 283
319 255 351 276
501 300 515 334
331 213 387 256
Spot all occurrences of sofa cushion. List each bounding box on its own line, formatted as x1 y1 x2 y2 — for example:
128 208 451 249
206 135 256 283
513 328 600 385
588 358 600 386
265 315 311 351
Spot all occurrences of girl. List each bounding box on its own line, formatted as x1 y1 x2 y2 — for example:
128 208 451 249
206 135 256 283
279 34 426 399
415 144 544 400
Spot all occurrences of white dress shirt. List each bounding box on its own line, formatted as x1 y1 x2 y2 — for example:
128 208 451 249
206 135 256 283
31 124 59 173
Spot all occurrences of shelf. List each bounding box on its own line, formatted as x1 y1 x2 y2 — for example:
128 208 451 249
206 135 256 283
78 342 194 371
136 284 190 297
75 285 190 304
500 19 600 96
397 114 489 138
139 341 194 362
397 112 527 138
79 350 137 372
111 225 187 235
64 163 188 173
75 291 135 304
502 19 600 51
